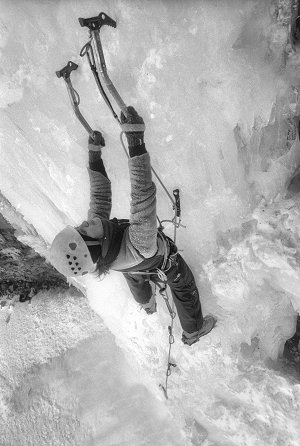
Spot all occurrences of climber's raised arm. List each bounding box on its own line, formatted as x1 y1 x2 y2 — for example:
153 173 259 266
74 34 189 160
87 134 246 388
121 107 157 258
86 131 112 221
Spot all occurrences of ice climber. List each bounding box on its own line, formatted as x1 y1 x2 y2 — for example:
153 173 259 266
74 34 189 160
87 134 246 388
50 107 216 345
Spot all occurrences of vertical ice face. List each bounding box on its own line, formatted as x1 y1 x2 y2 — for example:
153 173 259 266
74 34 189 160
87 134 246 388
0 0 297 333
0 0 288 247
1 2 300 445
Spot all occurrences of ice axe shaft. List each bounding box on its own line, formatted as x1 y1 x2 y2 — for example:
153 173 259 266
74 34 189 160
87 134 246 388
79 12 129 119
92 31 128 117
56 62 95 138
80 42 120 123
65 78 95 138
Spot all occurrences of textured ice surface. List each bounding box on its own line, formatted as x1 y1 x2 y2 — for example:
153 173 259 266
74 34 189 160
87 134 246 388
0 289 183 446
1 0 300 445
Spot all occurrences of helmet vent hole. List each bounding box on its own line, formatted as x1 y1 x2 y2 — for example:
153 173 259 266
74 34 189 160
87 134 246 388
71 267 75 271
69 243 77 250
73 256 77 260
75 262 79 266
78 267 82 271
66 255 70 259
84 254 88 258
68 262 72 265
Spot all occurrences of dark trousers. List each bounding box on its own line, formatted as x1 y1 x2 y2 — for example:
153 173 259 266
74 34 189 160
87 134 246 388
123 254 203 333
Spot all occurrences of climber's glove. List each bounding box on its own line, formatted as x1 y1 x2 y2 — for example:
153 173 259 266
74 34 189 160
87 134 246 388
120 106 145 147
88 131 105 152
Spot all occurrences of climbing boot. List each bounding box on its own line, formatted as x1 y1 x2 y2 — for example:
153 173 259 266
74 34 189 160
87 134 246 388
182 315 217 346
141 294 157 315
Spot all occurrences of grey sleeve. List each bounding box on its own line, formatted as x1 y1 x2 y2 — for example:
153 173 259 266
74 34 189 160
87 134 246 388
87 168 112 220
128 153 157 258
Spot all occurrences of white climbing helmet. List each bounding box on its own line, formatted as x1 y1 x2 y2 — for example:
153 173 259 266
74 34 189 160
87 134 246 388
50 226 97 277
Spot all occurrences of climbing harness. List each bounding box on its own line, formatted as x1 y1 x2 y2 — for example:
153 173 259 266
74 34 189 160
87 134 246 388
56 11 185 399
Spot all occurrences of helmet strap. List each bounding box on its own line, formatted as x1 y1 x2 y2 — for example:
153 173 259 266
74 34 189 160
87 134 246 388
85 240 102 246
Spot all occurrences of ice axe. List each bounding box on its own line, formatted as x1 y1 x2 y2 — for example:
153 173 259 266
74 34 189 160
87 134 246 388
79 12 129 121
56 61 95 139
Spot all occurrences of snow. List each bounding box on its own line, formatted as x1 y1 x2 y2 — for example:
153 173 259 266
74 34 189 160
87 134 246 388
1 0 300 445
0 290 182 446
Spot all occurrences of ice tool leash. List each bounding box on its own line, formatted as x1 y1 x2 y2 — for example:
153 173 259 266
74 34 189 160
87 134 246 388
79 13 128 121
56 62 95 139
56 11 184 399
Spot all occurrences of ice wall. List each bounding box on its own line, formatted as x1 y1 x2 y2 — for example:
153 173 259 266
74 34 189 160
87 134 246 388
0 288 183 446
1 1 300 444
0 0 288 257
0 0 298 358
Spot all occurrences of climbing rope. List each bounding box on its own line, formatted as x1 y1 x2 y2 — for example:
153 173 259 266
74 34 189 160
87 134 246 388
157 282 177 400
58 11 184 399
120 130 181 399
157 205 180 399
80 40 120 123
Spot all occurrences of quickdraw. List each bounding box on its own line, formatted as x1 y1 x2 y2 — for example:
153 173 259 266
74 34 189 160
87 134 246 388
158 283 177 400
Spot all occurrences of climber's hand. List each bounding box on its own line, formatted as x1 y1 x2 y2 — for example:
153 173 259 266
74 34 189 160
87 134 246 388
120 106 145 146
88 131 105 151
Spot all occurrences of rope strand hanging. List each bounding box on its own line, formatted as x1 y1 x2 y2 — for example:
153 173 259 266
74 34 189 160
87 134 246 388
56 11 186 400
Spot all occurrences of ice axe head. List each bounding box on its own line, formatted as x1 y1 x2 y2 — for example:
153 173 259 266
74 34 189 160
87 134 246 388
56 61 78 79
78 12 116 31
